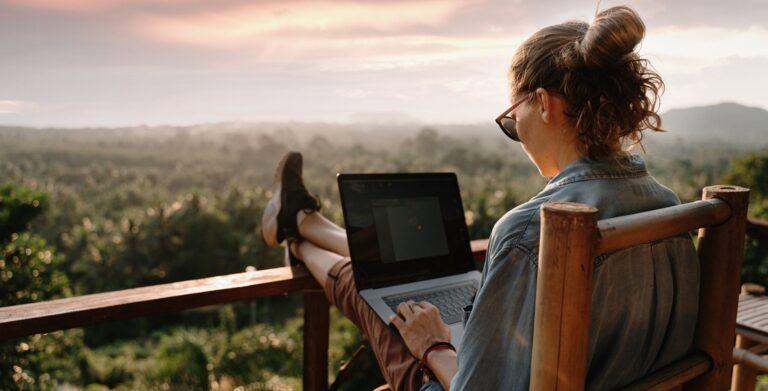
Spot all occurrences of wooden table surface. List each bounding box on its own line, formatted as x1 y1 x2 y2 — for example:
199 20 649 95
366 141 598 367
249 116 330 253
737 293 768 344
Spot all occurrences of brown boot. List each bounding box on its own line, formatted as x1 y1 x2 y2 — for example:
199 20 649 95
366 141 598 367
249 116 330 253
261 152 321 250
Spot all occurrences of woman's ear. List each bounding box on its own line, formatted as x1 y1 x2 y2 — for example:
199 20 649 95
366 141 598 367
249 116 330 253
535 87 551 124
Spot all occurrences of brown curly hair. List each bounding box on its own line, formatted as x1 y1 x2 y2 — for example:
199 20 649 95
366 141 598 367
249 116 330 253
509 5 664 159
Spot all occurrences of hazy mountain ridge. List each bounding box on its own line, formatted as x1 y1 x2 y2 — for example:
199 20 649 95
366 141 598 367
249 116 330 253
657 102 768 146
2 102 766 149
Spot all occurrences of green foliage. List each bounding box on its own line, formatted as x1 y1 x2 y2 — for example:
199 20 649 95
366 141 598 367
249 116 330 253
1 233 70 306
722 149 768 286
723 149 768 217
0 183 47 241
1 330 85 390
149 334 210 389
82 341 144 388
0 182 68 308
728 150 768 194
61 189 274 296
216 322 301 385
743 236 768 287
77 324 305 390
465 187 520 239
0 183 82 390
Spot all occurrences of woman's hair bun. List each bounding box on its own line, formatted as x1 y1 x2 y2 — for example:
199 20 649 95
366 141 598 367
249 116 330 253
578 5 645 70
509 4 663 160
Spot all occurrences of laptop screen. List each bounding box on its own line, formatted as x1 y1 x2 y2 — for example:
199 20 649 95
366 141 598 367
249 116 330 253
337 173 475 290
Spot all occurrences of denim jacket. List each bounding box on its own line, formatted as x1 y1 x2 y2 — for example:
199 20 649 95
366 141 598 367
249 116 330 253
421 153 700 391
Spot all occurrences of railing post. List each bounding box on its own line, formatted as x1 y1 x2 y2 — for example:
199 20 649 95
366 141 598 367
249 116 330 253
731 335 758 391
303 290 330 391
531 202 598 391
732 284 763 391
684 185 750 390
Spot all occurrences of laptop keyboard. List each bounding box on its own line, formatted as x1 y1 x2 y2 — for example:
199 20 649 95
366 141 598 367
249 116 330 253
383 283 477 325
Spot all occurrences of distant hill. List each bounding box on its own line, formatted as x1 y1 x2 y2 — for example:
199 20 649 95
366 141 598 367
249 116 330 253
659 102 768 146
1 101 766 149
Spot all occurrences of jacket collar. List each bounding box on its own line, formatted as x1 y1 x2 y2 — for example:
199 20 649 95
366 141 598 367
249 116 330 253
544 153 648 190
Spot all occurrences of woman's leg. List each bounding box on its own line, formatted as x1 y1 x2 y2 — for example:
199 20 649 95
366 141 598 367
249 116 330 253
291 237 345 288
261 152 422 390
297 210 350 258
293 239 423 391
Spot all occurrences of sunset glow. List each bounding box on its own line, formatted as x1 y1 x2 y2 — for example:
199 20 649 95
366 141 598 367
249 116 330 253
1 0 766 126
136 1 467 46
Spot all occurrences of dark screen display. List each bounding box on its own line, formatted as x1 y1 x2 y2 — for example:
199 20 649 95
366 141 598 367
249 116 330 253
372 196 449 263
338 173 475 290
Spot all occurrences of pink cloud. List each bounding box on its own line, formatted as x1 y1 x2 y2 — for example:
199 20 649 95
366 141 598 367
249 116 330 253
0 100 28 114
133 1 470 47
3 0 142 12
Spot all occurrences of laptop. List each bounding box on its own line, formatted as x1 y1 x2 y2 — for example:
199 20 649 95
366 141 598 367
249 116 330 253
337 173 481 348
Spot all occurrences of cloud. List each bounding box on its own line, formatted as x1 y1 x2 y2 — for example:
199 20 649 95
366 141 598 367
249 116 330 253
630 0 768 29
2 0 116 12
0 100 27 114
309 35 524 71
122 0 522 73
643 25 768 74
134 1 469 47
1 0 185 13
658 56 768 112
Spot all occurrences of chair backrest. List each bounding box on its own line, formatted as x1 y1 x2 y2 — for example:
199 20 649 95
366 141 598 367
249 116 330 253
529 185 750 391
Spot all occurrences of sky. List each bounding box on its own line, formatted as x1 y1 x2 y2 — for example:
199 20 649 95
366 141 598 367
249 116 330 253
1 0 768 127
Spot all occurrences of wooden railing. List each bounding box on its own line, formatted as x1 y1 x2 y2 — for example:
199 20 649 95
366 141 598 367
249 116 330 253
0 220 766 390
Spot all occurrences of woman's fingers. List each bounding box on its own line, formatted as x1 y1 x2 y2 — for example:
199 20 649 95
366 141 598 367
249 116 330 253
414 301 438 316
418 301 437 312
389 314 405 329
397 300 415 318
390 300 452 359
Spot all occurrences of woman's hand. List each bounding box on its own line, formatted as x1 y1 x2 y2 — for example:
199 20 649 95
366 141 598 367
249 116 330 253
389 300 451 358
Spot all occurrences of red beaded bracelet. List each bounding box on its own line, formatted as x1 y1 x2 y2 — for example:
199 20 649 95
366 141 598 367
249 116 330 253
418 341 456 380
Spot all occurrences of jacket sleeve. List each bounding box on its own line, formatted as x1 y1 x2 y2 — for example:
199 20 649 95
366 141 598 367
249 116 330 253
450 244 538 391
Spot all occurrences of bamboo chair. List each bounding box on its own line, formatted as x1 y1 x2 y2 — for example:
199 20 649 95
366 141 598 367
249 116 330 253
531 185 750 390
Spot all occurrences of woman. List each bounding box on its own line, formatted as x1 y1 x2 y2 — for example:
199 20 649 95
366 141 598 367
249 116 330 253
261 5 699 390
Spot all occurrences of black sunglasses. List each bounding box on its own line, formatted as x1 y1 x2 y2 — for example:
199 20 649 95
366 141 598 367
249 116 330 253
495 93 532 142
